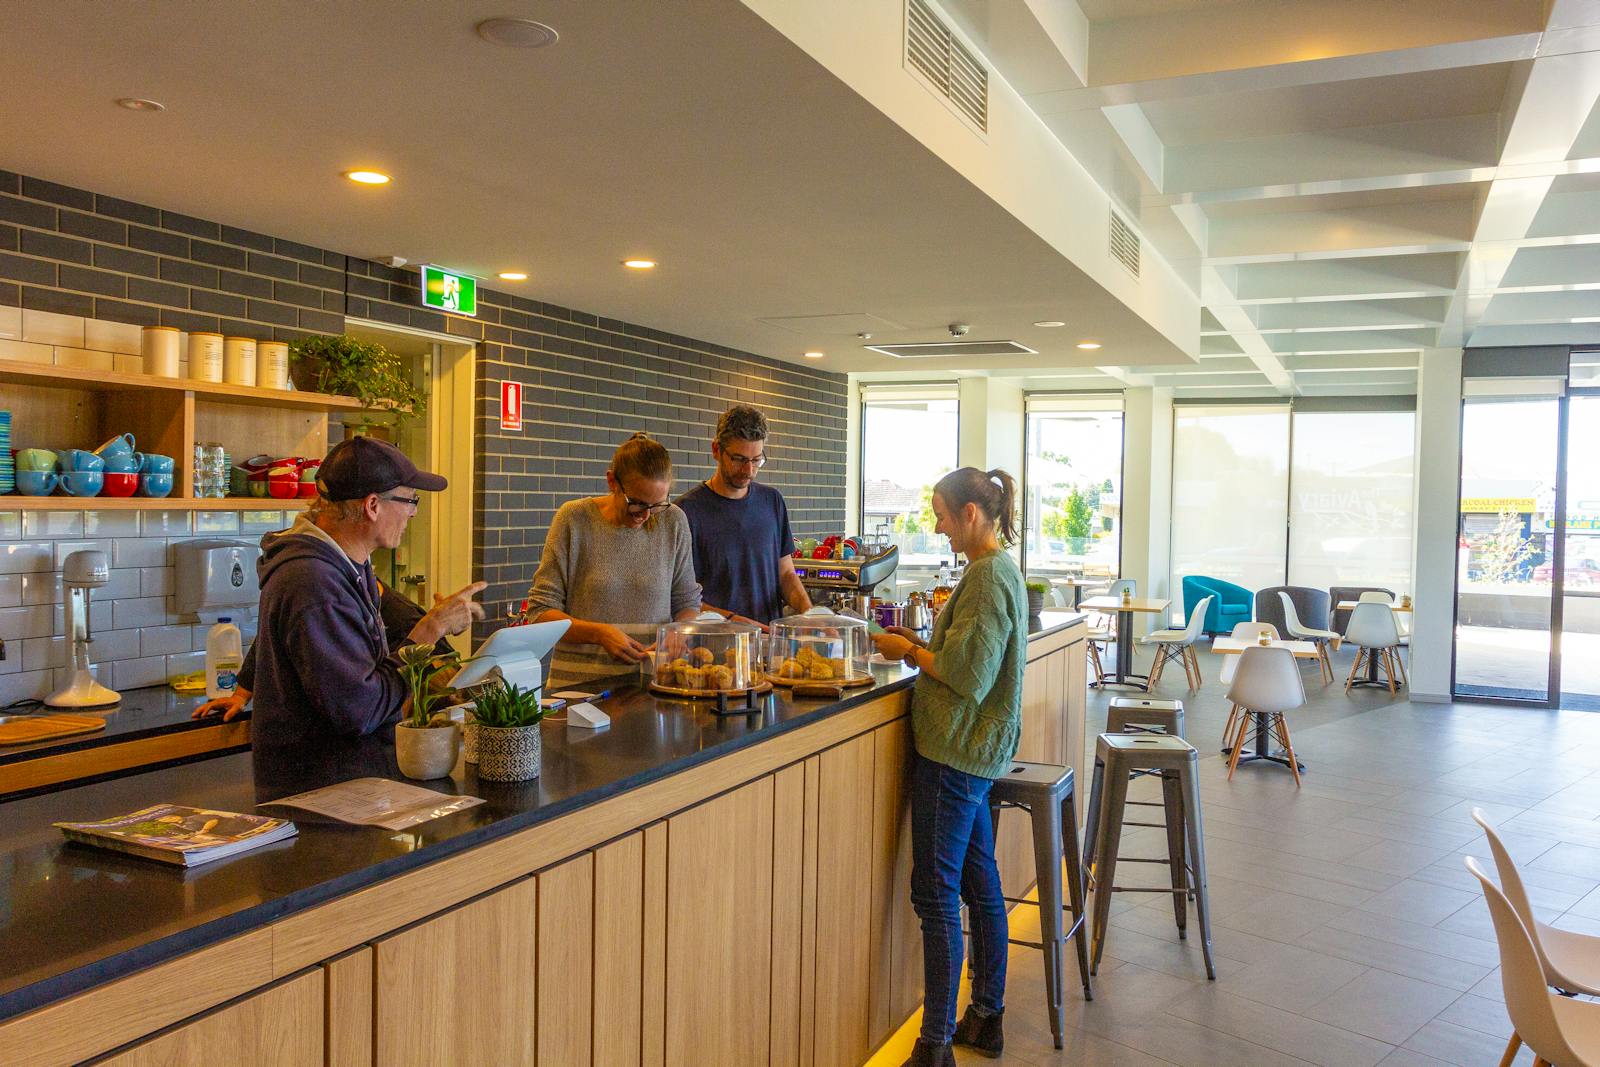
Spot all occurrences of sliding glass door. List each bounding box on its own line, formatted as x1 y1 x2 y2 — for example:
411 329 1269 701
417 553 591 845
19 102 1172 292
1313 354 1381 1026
1021 395 1123 582
1170 404 1291 593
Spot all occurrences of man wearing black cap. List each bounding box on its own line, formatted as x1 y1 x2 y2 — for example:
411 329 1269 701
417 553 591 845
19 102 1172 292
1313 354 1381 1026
195 436 485 745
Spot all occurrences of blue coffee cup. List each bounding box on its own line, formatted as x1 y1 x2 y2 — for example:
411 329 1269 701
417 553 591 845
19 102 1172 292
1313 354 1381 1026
138 473 173 498
15 469 58 496
140 453 175 475
61 471 103 497
58 449 105 473
94 433 137 459
103 453 143 474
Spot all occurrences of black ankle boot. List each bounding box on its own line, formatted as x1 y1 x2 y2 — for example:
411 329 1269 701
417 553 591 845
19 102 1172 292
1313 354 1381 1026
953 1005 1005 1057
901 1038 956 1066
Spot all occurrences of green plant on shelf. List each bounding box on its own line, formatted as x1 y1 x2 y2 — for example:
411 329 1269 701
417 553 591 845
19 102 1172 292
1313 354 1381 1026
396 643 460 728
1025 579 1051 595
289 334 425 424
470 680 546 729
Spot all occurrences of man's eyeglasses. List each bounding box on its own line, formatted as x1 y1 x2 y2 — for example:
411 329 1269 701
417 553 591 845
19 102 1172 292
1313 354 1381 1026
724 452 766 469
381 493 422 512
622 493 672 516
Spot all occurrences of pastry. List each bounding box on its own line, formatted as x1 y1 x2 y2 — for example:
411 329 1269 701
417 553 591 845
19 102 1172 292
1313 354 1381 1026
690 646 715 666
708 665 735 690
680 666 706 690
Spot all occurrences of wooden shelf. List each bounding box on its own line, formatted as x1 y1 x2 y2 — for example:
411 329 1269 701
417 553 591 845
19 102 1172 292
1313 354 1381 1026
0 359 364 412
2 496 313 511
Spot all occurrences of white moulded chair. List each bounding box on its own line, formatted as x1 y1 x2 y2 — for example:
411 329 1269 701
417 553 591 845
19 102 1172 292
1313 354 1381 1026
1280 591 1340 685
1343 601 1403 693
1356 591 1409 683
1222 644 1305 785
1219 621 1279 687
1465 856 1600 1067
1472 808 1600 997
1139 594 1212 690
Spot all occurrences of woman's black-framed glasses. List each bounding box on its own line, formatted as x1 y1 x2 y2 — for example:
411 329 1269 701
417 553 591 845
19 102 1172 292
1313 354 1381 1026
622 493 672 516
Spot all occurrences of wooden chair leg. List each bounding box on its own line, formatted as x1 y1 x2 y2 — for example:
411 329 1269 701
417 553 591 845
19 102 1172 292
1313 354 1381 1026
1221 702 1239 753
1149 646 1165 688
1226 711 1250 780
1395 646 1408 686
1497 1033 1522 1067
1345 648 1364 691
1186 645 1202 688
1318 643 1332 684
1381 649 1397 693
1272 713 1301 787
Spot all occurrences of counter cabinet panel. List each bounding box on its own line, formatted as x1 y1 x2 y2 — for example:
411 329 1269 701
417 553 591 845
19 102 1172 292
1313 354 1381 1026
92 969 323 1067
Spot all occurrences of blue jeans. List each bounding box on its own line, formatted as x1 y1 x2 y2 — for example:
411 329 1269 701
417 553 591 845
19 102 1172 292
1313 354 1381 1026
909 751 1007 1044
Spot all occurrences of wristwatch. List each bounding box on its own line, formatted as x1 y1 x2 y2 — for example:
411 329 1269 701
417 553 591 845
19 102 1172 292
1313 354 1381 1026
903 647 921 670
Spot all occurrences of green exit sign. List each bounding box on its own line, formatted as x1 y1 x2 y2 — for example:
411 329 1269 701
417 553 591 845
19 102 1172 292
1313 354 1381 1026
419 265 477 317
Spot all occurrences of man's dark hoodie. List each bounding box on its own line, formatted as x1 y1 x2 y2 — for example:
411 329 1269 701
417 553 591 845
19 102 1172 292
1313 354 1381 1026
239 516 408 746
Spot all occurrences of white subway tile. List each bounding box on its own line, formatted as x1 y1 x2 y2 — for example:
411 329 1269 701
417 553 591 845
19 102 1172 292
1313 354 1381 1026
112 537 169 568
241 510 286 531
141 510 192 537
0 643 20 675
22 636 63 672
112 655 167 690
0 604 54 639
0 304 18 339
113 354 145 375
112 596 170 630
194 512 241 534
22 510 83 539
83 509 142 537
52 538 115 570
165 649 204 679
103 568 141 599
0 337 53 364
20 572 58 605
21 309 85 347
85 318 142 355
0 543 56 574
0 574 19 608
86 628 141 663
0 670 54 704
140 624 193 656
140 566 173 597
51 599 111 635
0 511 19 541
54 347 114 372
26 630 136 673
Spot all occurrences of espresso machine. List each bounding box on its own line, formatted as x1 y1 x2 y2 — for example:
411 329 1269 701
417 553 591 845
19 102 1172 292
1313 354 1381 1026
45 550 121 709
794 544 900 615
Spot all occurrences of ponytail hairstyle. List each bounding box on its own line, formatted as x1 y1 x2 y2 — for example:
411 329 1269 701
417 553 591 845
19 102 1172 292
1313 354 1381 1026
610 431 673 485
933 466 1019 546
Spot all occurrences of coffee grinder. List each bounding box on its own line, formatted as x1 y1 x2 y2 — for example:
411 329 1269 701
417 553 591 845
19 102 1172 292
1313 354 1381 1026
45 549 121 709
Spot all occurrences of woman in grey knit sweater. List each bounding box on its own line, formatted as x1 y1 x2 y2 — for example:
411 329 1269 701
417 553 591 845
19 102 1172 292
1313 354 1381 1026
526 433 702 686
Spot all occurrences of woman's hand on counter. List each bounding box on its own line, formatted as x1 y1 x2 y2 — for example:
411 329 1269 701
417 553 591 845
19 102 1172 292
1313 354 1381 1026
871 632 917 662
883 626 927 649
192 689 251 722
595 624 648 664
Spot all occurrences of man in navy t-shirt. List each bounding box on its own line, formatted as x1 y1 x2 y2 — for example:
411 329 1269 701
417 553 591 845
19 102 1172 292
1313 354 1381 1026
677 406 812 626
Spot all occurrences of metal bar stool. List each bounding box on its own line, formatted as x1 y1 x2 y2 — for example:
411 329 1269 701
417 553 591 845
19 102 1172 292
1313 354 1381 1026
1100 698 1189 896
1081 732 1215 979
986 761 1094 1050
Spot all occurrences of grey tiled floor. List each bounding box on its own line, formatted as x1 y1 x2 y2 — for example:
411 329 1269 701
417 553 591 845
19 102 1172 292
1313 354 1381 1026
974 642 1600 1066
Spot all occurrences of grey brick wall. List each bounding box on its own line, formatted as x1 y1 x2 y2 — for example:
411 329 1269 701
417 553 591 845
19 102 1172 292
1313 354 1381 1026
0 169 849 642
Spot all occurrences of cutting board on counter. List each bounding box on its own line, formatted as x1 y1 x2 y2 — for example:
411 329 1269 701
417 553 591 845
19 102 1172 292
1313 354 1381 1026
0 714 108 746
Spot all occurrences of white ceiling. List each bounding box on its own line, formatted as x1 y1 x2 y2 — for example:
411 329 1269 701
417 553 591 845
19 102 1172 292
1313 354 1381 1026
0 0 1187 377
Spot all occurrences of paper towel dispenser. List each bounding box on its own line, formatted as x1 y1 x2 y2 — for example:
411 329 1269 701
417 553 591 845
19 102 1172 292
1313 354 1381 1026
175 539 262 622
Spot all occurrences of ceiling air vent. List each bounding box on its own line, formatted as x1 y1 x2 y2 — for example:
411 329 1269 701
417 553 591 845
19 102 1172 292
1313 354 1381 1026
1109 210 1141 279
905 0 989 133
865 339 1037 359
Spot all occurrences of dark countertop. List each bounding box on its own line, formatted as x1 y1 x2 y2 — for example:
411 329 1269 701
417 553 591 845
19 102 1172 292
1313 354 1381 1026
0 685 223 765
0 609 1083 1023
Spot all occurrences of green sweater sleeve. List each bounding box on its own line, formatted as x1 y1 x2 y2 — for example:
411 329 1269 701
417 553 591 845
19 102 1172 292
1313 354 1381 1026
929 565 1012 699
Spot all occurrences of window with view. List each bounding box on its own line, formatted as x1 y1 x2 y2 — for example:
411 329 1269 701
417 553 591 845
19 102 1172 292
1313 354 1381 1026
1023 395 1123 585
860 385 959 581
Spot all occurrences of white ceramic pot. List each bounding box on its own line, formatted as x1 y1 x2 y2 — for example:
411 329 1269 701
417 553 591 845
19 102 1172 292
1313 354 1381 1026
394 721 460 780
475 723 541 782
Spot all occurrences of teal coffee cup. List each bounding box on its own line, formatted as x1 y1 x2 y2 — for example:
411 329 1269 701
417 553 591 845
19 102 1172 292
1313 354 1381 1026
15 448 56 472
59 449 105 473
140 453 175 475
15 469 58 495
103 453 143 474
61 471 103 497
137 473 173 498
94 432 137 459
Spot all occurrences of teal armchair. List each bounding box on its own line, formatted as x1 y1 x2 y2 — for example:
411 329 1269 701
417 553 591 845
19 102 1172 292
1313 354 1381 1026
1182 575 1252 635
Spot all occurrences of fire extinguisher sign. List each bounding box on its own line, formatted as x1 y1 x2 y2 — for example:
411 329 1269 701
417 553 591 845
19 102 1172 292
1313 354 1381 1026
500 380 523 431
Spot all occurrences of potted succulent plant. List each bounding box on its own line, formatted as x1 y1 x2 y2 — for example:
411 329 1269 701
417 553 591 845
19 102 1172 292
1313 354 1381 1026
288 334 426 427
393 643 461 780
470 681 545 782
1025 579 1050 618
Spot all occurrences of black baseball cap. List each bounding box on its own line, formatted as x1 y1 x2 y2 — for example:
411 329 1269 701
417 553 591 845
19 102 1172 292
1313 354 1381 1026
316 437 447 500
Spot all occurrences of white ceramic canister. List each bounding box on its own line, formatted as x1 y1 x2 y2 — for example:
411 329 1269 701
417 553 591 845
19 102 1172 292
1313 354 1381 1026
256 340 289 390
140 325 180 377
188 332 224 382
223 337 257 387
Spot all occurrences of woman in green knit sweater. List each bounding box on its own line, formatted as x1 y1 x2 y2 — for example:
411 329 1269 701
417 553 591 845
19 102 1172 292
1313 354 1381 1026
871 467 1027 1066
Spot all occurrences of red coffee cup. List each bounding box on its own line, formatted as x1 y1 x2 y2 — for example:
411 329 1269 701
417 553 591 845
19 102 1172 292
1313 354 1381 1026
102 472 138 497
267 464 299 499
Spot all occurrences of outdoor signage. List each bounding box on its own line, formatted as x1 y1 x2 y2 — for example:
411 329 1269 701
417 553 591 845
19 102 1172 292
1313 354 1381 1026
1460 497 1536 513
501 380 523 431
419 265 478 317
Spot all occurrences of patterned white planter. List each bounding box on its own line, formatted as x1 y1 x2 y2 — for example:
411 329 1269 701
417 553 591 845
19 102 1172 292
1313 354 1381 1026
475 723 542 782
394 722 460 780
462 714 479 764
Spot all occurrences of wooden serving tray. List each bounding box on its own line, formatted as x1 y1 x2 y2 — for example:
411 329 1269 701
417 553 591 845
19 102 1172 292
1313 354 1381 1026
0 714 108 746
648 680 774 701
767 672 874 689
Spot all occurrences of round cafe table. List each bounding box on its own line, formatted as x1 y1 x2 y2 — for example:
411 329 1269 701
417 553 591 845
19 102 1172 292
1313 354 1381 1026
1079 595 1170 691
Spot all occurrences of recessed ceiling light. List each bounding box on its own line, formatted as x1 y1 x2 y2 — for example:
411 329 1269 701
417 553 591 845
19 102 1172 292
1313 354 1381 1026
1033 320 1066 328
622 259 656 270
1076 341 1103 350
344 170 391 185
114 97 165 112
476 17 559 48
804 351 825 359
497 271 528 281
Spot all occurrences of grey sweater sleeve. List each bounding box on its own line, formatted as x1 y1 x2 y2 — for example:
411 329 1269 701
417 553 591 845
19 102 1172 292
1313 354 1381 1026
668 507 703 617
526 504 573 613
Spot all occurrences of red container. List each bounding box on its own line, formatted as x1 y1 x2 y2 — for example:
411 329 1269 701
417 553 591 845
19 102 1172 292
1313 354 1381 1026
102 472 138 497
267 465 299 499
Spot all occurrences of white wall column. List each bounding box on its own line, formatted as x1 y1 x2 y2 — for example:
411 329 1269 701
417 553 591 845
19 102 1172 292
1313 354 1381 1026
1409 347 1463 701
1120 386 1175 628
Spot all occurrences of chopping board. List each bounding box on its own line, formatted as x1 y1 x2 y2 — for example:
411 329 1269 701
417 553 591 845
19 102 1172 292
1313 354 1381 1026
0 714 108 746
